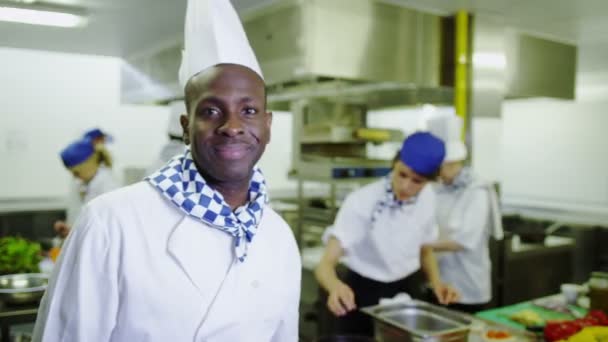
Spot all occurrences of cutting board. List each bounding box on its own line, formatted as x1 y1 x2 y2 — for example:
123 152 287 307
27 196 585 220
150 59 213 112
476 302 587 330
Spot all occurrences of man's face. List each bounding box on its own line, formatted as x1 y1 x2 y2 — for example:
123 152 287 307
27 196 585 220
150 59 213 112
69 156 98 183
439 161 463 185
391 160 428 201
182 64 272 184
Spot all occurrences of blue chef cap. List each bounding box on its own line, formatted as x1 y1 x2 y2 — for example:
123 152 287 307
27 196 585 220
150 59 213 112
399 132 446 177
83 128 112 142
60 139 95 168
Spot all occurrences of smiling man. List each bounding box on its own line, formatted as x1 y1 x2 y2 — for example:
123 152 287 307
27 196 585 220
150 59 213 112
315 132 460 337
32 0 301 341
182 64 270 203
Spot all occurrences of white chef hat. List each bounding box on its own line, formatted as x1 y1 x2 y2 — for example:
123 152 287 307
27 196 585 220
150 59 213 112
167 100 186 137
178 0 263 90
426 115 468 162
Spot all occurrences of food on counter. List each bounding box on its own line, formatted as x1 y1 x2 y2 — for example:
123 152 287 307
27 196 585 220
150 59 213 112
558 326 608 341
483 329 514 341
509 309 544 326
0 236 42 274
534 297 577 315
544 310 608 342
49 246 61 262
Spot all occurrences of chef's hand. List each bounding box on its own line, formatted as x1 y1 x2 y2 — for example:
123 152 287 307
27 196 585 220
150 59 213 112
433 283 460 305
327 281 356 317
53 220 71 239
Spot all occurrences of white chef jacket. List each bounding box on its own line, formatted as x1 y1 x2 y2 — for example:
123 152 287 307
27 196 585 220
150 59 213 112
33 182 301 342
434 170 501 304
65 166 119 225
324 179 438 283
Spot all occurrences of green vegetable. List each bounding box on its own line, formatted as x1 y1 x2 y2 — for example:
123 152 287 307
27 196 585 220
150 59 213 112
0 237 42 275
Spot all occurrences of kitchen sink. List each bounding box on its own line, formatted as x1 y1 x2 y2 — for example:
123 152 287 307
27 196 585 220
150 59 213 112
361 300 472 341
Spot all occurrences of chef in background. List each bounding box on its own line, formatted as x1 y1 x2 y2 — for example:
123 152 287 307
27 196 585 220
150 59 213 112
53 138 119 238
145 100 187 174
82 127 114 167
425 115 504 313
315 132 459 337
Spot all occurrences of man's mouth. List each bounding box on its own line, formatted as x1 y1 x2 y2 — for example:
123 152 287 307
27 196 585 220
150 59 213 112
214 143 251 160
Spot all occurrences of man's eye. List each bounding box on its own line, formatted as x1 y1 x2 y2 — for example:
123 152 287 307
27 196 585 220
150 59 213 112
243 107 258 115
202 108 220 117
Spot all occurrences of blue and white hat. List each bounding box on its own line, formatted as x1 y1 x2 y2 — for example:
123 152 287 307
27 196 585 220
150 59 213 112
60 139 95 168
399 132 445 177
83 128 113 143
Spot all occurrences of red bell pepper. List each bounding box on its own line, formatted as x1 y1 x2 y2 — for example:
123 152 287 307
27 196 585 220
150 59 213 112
544 310 608 341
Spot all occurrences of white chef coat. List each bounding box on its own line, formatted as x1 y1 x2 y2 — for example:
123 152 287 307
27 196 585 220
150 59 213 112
324 179 438 283
65 166 119 225
434 170 501 304
33 182 301 342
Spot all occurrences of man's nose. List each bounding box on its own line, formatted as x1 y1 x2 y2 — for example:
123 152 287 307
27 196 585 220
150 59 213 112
217 112 244 137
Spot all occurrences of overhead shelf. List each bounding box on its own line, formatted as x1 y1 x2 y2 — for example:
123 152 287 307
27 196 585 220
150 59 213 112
267 80 454 111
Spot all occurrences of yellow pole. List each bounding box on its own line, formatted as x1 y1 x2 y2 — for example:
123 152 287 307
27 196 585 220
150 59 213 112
454 10 469 141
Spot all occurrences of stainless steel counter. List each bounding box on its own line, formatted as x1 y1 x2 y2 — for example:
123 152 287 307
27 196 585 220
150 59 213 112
510 235 574 253
0 198 65 241
0 198 66 214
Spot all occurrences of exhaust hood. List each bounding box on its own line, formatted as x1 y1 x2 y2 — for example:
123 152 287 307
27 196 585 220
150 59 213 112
504 32 576 99
119 0 577 104
242 0 443 87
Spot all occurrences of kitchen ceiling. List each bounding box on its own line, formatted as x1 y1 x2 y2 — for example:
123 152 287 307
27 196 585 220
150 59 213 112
0 0 187 57
0 0 607 71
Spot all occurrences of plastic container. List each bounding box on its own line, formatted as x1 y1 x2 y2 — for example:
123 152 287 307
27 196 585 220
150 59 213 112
589 272 608 313
561 283 582 305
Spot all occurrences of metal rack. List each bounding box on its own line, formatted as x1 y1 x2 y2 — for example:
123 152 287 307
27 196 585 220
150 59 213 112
295 176 377 248
267 80 453 248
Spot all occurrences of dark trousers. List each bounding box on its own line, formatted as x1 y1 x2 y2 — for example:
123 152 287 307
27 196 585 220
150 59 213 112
426 293 488 314
327 269 428 337
444 302 488 314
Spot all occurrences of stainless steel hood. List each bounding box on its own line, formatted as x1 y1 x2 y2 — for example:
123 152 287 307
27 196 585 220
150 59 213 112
242 0 443 87
120 0 449 104
504 32 577 99
468 16 577 125
119 0 577 104
120 41 183 104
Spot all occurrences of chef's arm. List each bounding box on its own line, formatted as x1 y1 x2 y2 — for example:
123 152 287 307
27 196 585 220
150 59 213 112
314 237 345 292
32 206 119 342
421 245 460 304
426 239 464 252
420 245 442 288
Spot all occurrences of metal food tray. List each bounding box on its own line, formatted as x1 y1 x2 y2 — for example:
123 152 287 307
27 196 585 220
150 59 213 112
361 300 473 341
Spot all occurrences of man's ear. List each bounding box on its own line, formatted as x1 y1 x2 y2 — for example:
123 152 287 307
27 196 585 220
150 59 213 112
180 114 190 145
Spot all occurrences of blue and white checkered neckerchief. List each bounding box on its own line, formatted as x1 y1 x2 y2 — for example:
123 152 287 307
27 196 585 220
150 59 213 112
146 149 267 262
371 174 417 223
438 166 472 193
